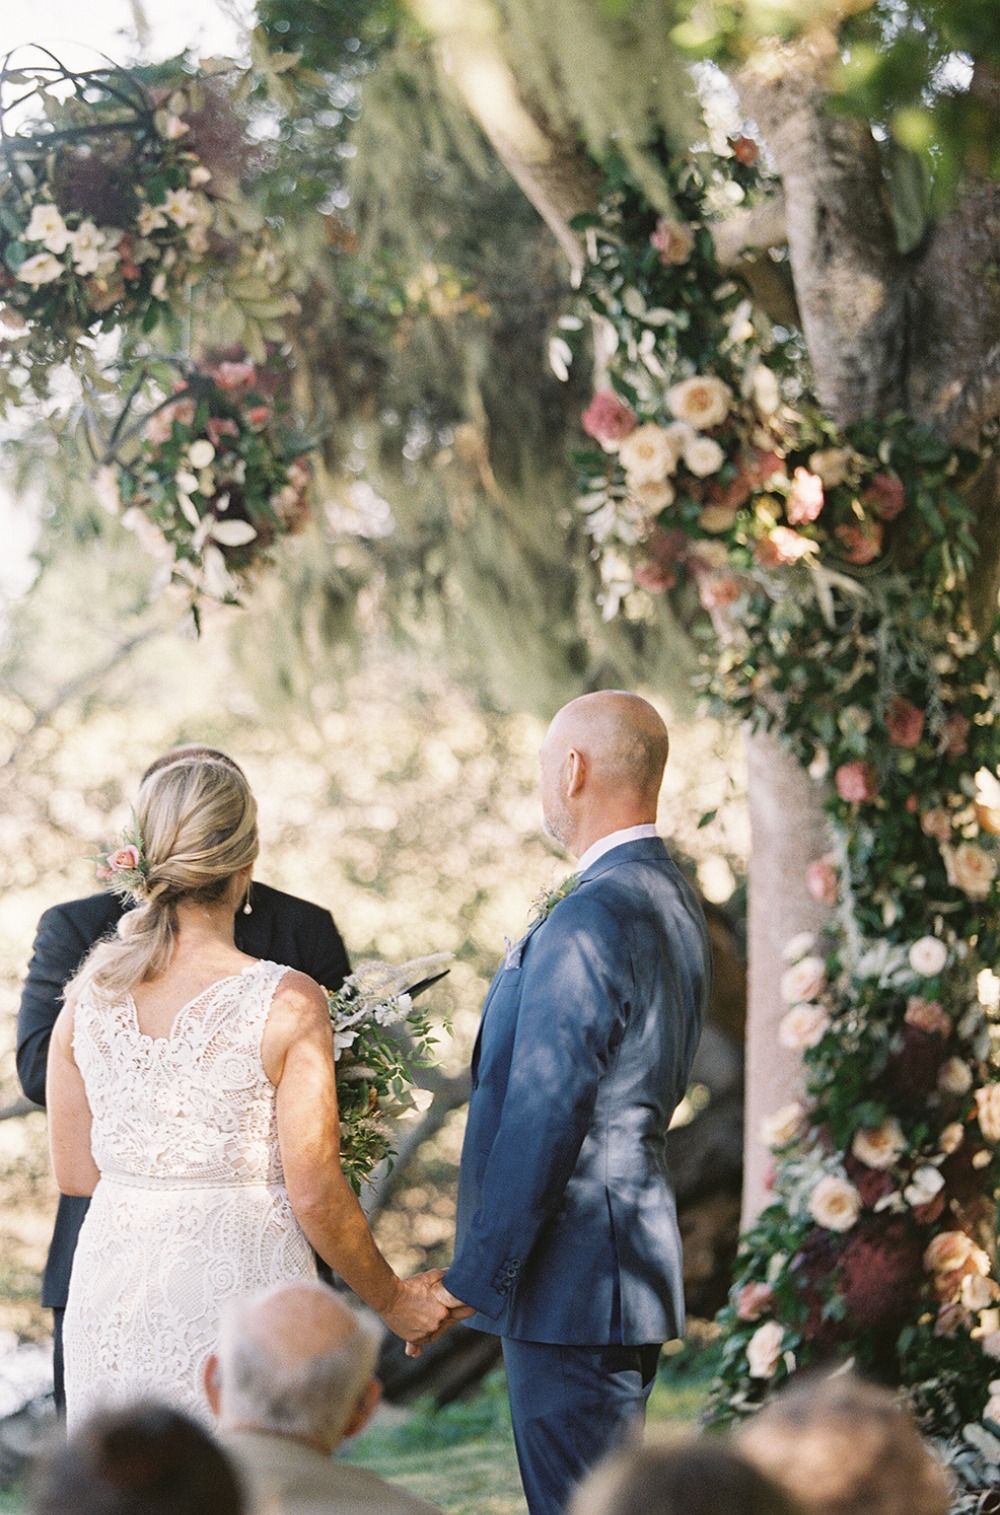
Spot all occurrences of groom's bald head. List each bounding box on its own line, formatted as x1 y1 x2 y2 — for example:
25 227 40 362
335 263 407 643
540 692 668 855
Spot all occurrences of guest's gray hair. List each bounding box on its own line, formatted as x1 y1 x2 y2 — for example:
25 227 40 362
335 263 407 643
217 1285 382 1447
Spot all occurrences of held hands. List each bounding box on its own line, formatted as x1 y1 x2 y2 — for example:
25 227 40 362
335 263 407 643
403 1279 474 1359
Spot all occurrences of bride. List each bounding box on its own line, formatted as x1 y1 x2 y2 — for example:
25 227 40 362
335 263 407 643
46 755 449 1427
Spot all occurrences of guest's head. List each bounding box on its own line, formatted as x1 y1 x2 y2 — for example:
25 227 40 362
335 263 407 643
205 1279 383 1455
540 690 669 855
31 1402 245 1515
736 1372 951 1515
568 1435 804 1515
67 754 259 1006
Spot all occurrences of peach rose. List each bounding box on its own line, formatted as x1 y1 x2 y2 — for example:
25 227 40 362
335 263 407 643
759 1102 806 1149
939 1122 965 1156
938 1057 973 1096
619 423 680 485
650 218 695 266
923 1230 976 1274
808 1174 862 1232
754 526 816 567
805 854 838 905
975 1085 1000 1144
921 808 952 843
683 435 726 478
698 573 742 611
944 842 997 900
785 467 824 525
904 997 951 1038
779 1004 830 1050
780 954 827 1003
736 1281 776 1322
746 1319 785 1379
107 845 141 873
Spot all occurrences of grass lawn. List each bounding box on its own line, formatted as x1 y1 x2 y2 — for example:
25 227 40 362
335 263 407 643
0 1346 712 1515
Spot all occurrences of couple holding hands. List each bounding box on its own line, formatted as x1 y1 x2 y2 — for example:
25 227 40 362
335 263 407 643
17 690 710 1515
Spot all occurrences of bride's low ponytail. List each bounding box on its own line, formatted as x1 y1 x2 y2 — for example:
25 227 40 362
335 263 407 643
64 759 259 1010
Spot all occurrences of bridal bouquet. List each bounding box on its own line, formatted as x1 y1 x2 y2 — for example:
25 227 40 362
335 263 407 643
328 955 452 1189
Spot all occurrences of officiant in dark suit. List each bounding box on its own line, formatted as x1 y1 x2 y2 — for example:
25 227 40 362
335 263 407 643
16 745 351 1414
433 692 711 1515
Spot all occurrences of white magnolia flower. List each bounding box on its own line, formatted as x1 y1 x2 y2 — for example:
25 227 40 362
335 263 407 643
909 936 948 976
70 222 106 276
188 438 216 469
746 1319 784 1379
903 1165 945 1208
17 251 65 285
137 203 169 236
808 1174 862 1233
24 202 71 254
851 1117 906 1171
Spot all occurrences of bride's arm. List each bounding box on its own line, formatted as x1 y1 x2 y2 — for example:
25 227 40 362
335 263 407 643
46 1004 100 1196
263 971 448 1344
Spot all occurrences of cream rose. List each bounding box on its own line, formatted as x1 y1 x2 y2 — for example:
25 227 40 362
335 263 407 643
667 374 733 430
976 1085 1000 1144
781 931 817 964
945 842 998 900
808 1174 862 1233
909 936 948 976
939 1057 974 1096
746 1319 785 1379
963 1274 998 1312
618 423 679 486
779 1004 830 1051
903 1165 945 1208
752 365 781 416
630 479 676 511
760 1102 805 1149
851 1117 906 1170
780 955 827 1003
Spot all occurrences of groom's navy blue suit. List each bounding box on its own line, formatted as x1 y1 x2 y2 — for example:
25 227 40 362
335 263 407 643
444 836 710 1515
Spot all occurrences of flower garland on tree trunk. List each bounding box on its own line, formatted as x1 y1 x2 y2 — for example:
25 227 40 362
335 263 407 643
567 148 1000 1504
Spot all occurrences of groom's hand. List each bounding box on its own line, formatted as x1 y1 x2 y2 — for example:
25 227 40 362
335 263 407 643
403 1280 473 1357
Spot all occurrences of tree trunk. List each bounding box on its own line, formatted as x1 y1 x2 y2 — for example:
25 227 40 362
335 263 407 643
742 729 831 1226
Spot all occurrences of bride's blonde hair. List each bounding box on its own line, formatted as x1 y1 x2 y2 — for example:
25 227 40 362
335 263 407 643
66 758 259 1007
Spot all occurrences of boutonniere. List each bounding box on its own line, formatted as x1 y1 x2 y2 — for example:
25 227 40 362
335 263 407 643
529 873 580 925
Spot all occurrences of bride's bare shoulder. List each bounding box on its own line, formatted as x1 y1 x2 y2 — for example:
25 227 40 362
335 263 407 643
269 968 330 1028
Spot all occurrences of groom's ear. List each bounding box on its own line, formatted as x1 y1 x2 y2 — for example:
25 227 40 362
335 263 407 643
564 748 585 798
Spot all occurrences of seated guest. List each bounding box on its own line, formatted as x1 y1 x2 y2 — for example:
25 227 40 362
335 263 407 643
205 1279 444 1515
737 1372 951 1515
568 1435 804 1515
30 1402 245 1515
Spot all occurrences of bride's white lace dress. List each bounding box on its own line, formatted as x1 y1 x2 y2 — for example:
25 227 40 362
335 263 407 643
63 959 316 1429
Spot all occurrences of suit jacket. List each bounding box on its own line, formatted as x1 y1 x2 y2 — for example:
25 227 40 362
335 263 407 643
222 1429 444 1515
16 881 351 1308
443 837 710 1346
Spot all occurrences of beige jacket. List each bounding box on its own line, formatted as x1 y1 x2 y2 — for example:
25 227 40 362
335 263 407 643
222 1428 445 1515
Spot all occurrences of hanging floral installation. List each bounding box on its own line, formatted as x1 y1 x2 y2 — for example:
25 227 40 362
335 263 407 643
567 150 1000 1504
90 356 314 612
0 44 314 608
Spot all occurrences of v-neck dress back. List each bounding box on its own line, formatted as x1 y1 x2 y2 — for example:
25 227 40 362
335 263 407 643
63 959 316 1428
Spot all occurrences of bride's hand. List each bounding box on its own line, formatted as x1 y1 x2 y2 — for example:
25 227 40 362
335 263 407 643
381 1268 450 1343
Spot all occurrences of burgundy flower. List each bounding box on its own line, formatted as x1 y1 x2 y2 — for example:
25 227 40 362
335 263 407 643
840 1219 923 1329
885 697 925 749
835 518 884 565
864 471 907 521
942 711 970 756
834 761 879 804
844 1154 897 1210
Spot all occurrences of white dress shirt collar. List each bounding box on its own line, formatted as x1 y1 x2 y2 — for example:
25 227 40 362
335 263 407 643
575 824 659 876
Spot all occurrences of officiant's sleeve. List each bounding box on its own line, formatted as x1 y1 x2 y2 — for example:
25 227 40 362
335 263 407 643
444 892 633 1318
17 905 94 1107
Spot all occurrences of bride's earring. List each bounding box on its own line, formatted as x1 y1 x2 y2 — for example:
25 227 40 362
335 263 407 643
243 883 253 916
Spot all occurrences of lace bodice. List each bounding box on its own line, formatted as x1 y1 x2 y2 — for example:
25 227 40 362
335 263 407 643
73 959 290 1185
63 957 317 1429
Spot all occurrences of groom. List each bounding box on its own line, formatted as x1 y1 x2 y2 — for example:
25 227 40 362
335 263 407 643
434 691 711 1515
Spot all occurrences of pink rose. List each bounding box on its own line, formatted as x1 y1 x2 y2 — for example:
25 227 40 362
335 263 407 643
863 471 906 521
786 467 824 525
805 854 838 905
633 561 677 593
730 135 760 166
107 844 141 872
698 573 742 610
921 808 952 843
942 711 970 756
212 361 257 391
650 218 695 266
835 761 879 804
206 416 240 448
247 405 272 428
905 997 951 1038
581 390 638 446
835 518 883 565
754 526 815 567
736 1281 775 1322
885 697 925 749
